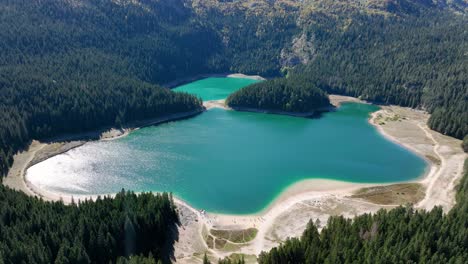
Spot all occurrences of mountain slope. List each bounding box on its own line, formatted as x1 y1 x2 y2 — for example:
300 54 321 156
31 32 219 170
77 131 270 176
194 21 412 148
0 2 466 261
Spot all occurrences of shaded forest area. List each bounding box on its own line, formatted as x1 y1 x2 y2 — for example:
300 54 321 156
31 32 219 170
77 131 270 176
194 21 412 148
0 189 179 263
290 10 467 139
0 0 298 178
0 0 213 178
0 0 467 263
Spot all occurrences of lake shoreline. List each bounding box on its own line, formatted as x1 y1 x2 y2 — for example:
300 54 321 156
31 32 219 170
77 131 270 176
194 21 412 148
4 95 455 212
163 73 266 89
227 106 332 118
205 98 337 117
2 109 205 198
10 96 449 210
3 92 466 259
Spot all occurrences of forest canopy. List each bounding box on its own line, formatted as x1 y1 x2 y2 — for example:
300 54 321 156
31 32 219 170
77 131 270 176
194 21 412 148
0 0 467 263
226 77 331 114
288 10 467 139
1 0 467 178
0 189 179 263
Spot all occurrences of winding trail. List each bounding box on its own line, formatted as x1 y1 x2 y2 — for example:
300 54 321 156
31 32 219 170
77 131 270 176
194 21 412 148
3 96 466 263
416 123 445 208
416 123 465 211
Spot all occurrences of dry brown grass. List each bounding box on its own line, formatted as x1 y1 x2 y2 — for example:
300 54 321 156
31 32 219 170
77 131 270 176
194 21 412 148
206 235 214 249
210 228 258 243
351 183 425 205
214 238 227 249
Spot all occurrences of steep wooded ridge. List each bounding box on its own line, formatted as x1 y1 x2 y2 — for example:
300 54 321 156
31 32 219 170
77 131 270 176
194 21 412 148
289 0 467 139
0 0 467 263
0 0 301 177
1 0 467 177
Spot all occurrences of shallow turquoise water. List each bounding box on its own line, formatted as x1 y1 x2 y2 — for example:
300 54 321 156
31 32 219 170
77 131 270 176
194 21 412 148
27 104 427 214
173 77 260 100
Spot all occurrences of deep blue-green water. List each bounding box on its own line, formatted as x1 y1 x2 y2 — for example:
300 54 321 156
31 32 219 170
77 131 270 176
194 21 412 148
173 77 260 100
27 78 427 214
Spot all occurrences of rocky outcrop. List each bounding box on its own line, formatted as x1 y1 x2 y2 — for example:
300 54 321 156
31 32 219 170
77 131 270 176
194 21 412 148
280 33 316 68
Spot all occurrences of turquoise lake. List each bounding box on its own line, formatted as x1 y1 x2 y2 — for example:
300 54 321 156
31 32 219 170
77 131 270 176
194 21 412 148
26 78 428 214
173 77 260 100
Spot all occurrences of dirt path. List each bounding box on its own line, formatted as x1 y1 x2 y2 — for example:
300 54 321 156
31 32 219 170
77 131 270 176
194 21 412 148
3 97 466 263
195 104 466 262
417 123 445 208
416 123 466 211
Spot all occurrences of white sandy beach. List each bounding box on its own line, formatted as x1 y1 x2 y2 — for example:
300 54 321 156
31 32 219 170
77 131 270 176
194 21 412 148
2 92 466 263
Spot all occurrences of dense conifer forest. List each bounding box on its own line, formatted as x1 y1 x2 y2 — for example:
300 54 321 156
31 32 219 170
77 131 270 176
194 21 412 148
0 189 179 263
288 10 467 139
0 0 215 178
0 0 467 262
1 0 467 178
226 78 330 113
0 70 203 177
0 0 300 178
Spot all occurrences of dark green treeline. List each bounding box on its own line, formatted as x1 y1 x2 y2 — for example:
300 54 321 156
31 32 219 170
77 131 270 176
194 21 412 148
0 189 179 263
0 0 298 179
0 0 217 178
226 77 330 113
290 10 467 139
0 0 467 263
0 69 203 178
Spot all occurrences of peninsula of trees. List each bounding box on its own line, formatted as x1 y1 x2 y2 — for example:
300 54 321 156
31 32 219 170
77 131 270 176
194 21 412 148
0 75 203 178
225 78 331 115
0 0 467 263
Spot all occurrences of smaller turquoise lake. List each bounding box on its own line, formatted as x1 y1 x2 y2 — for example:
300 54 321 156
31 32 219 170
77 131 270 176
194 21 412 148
173 77 260 100
26 77 428 214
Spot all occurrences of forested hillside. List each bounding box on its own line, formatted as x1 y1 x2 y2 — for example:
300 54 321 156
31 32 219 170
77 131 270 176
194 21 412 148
288 5 467 139
0 0 302 178
226 77 330 113
0 69 203 177
201 0 467 138
0 0 467 263
0 0 214 178
1 0 467 178
191 0 301 76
